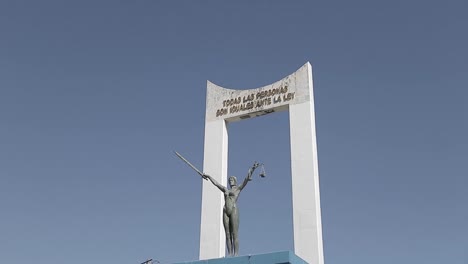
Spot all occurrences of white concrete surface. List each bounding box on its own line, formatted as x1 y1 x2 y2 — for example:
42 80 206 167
199 119 228 260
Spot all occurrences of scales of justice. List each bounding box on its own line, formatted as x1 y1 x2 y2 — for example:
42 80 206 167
175 63 323 264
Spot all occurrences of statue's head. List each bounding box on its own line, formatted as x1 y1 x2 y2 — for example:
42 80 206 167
229 176 237 187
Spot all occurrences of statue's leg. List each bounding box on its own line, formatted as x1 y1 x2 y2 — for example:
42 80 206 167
223 212 232 256
231 209 239 256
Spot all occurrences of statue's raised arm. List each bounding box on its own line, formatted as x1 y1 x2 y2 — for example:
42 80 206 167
238 161 260 191
203 174 228 192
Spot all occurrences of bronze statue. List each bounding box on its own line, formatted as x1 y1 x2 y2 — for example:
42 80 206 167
174 151 263 257
202 162 259 257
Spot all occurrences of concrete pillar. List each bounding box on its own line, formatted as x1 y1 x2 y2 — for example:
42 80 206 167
199 119 228 259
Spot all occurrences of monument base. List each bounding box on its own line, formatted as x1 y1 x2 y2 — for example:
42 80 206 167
176 251 308 264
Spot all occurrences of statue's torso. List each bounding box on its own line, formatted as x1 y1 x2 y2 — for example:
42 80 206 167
224 188 240 215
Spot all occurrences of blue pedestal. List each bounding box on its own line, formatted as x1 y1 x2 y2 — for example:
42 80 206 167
175 251 308 264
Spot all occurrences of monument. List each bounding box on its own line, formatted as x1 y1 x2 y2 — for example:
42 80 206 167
198 62 324 264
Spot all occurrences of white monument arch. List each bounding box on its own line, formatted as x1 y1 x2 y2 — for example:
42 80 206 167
200 62 323 264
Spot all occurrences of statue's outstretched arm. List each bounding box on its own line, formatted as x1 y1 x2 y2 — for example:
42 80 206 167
239 162 259 191
204 174 227 192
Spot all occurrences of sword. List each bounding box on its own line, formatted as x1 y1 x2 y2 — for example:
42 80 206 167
174 151 207 180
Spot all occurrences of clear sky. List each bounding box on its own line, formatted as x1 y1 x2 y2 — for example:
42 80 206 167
1 1 467 264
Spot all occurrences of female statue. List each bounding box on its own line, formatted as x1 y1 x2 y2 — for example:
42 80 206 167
203 162 260 256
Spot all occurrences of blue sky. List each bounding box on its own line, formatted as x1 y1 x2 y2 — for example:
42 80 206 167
1 1 467 264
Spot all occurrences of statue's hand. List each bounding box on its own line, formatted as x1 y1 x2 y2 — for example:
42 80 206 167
253 161 260 169
202 174 210 180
